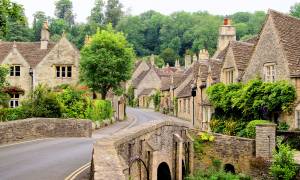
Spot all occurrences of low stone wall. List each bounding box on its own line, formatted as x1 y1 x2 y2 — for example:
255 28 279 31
0 118 92 144
190 130 256 175
92 120 191 180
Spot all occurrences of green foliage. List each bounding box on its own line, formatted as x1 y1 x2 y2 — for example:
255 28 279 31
126 85 135 107
173 97 178 116
0 65 9 107
88 0 105 26
207 79 296 122
80 25 135 99
22 85 63 118
290 3 300 18
209 119 225 133
270 142 297 180
0 107 27 121
86 100 113 121
278 122 290 131
105 0 123 27
151 91 161 111
244 120 271 138
194 132 215 155
159 48 178 66
54 0 75 25
57 86 90 119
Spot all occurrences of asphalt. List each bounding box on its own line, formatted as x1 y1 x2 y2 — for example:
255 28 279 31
0 108 185 180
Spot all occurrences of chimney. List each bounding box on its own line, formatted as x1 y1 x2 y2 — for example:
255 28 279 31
175 59 180 69
199 49 209 60
193 54 198 62
184 54 192 69
150 54 155 66
40 21 50 50
217 16 236 52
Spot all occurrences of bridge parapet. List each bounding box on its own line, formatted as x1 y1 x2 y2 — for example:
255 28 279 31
92 120 192 180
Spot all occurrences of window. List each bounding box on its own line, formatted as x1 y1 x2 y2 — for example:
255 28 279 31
10 65 20 77
56 65 72 78
9 94 20 108
264 64 275 82
225 69 234 84
187 99 190 113
297 111 300 128
184 99 186 113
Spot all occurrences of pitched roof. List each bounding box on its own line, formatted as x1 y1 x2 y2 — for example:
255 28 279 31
230 41 254 72
268 9 300 77
209 59 223 82
0 42 56 67
216 46 229 60
243 35 259 44
160 75 171 91
132 69 149 88
139 88 156 96
198 62 209 82
177 80 193 98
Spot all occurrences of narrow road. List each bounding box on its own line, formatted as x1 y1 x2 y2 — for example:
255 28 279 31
0 108 185 180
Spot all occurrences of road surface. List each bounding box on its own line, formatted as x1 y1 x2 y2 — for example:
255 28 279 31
0 108 185 180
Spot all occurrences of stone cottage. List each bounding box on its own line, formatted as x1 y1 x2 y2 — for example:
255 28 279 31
0 22 80 108
243 10 300 129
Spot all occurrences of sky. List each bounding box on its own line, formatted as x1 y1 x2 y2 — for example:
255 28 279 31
13 0 300 24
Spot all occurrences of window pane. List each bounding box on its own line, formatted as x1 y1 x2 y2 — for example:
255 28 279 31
10 67 14 76
15 66 20 76
10 101 13 108
15 101 19 107
56 66 60 77
67 66 72 77
62 67 66 77
15 94 19 98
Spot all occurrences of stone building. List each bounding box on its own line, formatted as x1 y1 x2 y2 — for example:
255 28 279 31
243 10 300 129
0 22 80 108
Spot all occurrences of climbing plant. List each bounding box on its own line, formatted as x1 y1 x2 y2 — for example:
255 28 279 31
151 90 161 111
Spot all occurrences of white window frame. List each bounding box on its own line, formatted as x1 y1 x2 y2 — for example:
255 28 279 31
9 94 20 108
55 65 73 78
264 63 275 82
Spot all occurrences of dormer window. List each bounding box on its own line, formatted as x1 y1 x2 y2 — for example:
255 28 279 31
10 65 20 76
264 63 275 82
56 65 72 78
224 68 234 84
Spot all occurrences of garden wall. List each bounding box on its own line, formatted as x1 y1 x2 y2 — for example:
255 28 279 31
0 118 92 144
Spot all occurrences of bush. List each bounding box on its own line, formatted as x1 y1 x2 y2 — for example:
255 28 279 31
270 142 297 180
278 122 290 131
87 100 113 121
210 119 225 133
244 120 271 138
57 86 90 119
22 84 63 118
0 107 27 121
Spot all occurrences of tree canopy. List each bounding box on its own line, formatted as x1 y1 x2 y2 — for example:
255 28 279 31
206 79 296 122
80 25 135 99
0 65 9 107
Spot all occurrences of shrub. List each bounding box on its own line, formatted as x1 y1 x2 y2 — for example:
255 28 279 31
57 86 90 119
0 107 27 121
22 84 63 118
210 119 225 133
151 91 161 111
244 120 271 138
87 100 113 121
278 122 290 131
270 142 297 180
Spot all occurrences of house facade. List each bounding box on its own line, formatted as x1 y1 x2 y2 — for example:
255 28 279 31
0 22 80 108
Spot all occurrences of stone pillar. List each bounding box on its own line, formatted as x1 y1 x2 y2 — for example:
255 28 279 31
188 141 194 175
174 134 183 180
255 124 276 159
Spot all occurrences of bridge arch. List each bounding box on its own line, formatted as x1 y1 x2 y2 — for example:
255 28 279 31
224 163 235 174
157 162 171 180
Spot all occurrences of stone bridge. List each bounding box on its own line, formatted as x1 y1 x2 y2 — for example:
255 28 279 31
92 121 279 180
92 121 193 180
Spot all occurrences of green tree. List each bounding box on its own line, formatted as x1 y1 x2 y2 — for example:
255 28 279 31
105 0 123 27
80 25 135 99
54 0 75 25
270 142 297 180
88 0 105 26
32 11 47 41
0 65 9 107
290 3 300 18
159 48 178 66
0 0 28 40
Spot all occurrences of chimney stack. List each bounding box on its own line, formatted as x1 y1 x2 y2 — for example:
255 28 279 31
40 21 50 50
217 17 236 52
175 59 180 69
199 49 209 60
184 54 192 69
150 54 155 66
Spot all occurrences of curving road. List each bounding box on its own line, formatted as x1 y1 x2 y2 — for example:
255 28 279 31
0 108 187 180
